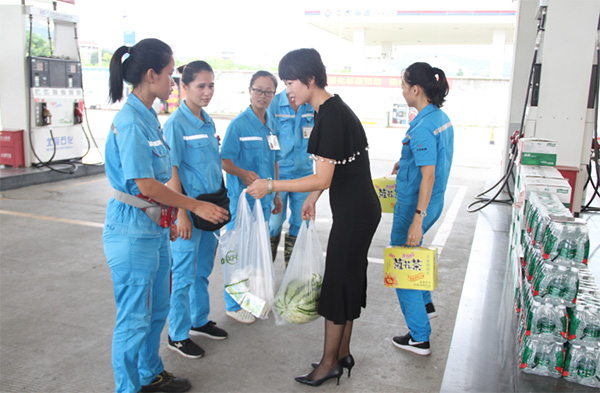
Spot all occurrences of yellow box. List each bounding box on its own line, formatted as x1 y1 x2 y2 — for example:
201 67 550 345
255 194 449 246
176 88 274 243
384 246 438 290
373 176 396 213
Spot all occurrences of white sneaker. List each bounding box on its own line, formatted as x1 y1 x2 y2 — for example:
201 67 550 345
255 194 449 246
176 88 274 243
226 309 256 324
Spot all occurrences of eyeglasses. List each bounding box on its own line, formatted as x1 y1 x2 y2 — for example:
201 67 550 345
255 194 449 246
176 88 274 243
250 88 275 97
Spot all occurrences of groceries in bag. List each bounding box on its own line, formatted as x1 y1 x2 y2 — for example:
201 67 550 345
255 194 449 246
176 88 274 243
273 219 325 325
220 190 275 319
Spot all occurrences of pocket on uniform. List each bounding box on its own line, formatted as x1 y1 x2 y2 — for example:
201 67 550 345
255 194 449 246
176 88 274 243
185 136 210 165
149 142 171 179
241 140 262 150
150 142 169 158
111 269 153 286
186 136 210 149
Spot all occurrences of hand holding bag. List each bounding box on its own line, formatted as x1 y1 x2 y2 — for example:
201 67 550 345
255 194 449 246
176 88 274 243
191 185 231 231
180 181 231 231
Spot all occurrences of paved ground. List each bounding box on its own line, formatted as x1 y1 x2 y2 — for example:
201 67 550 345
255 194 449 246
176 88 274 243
0 111 500 392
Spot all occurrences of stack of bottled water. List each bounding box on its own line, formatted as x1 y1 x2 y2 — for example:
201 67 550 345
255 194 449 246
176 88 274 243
516 191 599 387
563 272 600 387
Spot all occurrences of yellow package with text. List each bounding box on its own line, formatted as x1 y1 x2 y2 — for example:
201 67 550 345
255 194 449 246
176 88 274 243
372 176 396 213
384 246 438 290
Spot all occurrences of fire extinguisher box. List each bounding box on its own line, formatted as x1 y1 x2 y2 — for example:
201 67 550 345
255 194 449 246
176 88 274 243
0 129 25 167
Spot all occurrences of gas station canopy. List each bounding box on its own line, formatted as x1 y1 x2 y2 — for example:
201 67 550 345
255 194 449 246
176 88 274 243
304 9 516 46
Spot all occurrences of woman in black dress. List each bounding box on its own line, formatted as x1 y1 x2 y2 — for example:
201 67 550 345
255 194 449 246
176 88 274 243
247 48 381 387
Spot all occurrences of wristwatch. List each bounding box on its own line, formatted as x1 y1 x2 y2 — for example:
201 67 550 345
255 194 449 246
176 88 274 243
416 209 427 218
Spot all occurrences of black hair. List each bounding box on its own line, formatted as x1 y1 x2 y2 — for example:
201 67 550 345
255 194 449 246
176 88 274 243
278 48 327 88
249 70 277 91
177 61 214 86
108 38 173 103
403 62 449 107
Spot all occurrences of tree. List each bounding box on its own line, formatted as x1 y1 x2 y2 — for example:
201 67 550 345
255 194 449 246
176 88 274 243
89 51 99 66
26 30 51 57
101 50 112 67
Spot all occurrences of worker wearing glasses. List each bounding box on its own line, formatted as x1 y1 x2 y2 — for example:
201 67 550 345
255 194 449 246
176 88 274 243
220 70 283 324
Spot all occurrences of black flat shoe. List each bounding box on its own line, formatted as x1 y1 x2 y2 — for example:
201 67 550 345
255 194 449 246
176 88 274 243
295 364 343 387
311 354 355 377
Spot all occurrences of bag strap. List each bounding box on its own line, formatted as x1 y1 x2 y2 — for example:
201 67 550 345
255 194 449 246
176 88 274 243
113 189 157 209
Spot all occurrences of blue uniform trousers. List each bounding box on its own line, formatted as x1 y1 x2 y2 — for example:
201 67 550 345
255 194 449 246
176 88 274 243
168 226 219 341
268 190 310 237
104 232 170 393
391 202 443 342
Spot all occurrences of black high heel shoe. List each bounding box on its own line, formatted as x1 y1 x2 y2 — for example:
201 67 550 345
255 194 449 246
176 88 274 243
295 364 343 387
311 354 355 377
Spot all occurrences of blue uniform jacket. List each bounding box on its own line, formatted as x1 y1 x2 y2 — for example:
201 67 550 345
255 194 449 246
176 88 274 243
396 103 454 206
104 94 172 237
164 101 222 198
221 105 280 211
267 91 314 179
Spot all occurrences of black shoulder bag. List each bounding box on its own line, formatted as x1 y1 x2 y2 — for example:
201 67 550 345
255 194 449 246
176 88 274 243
183 182 231 231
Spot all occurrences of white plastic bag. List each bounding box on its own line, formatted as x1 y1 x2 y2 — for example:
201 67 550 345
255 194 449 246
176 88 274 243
242 197 276 319
220 190 276 319
220 190 253 305
273 219 325 325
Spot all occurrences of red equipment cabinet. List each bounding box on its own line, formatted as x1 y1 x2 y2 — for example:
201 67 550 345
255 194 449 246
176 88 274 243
0 129 25 167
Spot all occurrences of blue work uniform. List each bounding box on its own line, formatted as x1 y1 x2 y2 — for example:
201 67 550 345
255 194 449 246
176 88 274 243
164 101 222 341
221 105 280 228
103 94 172 393
220 105 280 311
391 103 454 343
267 91 314 238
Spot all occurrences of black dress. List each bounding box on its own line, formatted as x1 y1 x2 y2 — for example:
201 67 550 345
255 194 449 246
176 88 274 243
308 95 381 324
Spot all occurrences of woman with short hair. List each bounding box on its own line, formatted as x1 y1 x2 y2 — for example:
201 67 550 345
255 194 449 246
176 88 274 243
248 48 381 387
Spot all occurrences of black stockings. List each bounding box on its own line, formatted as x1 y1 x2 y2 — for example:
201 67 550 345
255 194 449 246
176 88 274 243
308 319 353 380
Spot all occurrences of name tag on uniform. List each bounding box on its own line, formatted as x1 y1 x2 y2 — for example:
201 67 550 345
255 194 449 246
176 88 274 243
267 134 280 150
303 127 313 139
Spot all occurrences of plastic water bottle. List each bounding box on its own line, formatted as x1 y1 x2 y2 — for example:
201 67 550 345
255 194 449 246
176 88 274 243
521 234 532 269
526 248 543 282
532 213 550 248
520 335 564 378
575 224 590 265
569 304 600 342
561 266 579 305
557 224 579 260
543 221 589 265
532 262 556 297
530 301 568 339
541 221 561 260
563 341 600 387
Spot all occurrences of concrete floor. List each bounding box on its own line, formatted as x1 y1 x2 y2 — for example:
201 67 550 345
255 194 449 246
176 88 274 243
0 117 496 392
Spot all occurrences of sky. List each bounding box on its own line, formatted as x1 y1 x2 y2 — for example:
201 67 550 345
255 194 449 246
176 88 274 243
71 0 354 68
33 0 518 76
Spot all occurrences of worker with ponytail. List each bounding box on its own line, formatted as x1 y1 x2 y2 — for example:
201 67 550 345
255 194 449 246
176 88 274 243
389 62 454 357
104 39 227 393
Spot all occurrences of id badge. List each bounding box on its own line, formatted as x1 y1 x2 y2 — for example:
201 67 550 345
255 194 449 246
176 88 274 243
267 134 280 150
302 126 313 139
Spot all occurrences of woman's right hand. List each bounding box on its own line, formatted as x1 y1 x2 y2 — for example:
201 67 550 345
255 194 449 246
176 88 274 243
176 211 193 241
301 199 316 220
241 170 260 186
391 161 399 175
191 201 229 225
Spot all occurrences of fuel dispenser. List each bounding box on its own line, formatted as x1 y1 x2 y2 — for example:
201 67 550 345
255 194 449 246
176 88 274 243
25 5 86 166
471 0 599 215
29 56 85 163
